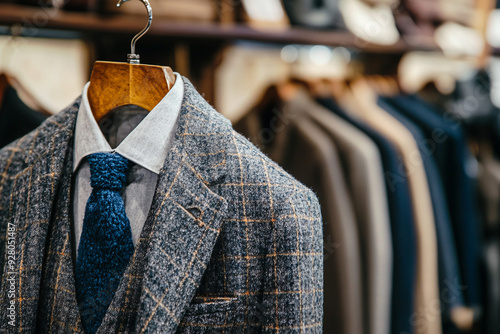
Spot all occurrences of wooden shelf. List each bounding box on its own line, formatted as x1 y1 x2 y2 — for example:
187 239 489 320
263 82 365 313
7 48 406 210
0 3 441 53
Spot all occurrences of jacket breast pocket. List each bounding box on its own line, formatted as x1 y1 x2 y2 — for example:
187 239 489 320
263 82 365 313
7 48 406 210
178 296 240 332
184 296 238 316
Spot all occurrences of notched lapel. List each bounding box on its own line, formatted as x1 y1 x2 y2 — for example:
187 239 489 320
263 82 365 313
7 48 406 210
134 152 228 334
134 79 232 334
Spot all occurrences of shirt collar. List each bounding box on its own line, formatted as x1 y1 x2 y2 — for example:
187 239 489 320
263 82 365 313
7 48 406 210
73 73 184 174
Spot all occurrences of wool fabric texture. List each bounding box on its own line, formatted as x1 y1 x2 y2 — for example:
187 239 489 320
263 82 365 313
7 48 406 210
75 152 134 334
0 78 323 333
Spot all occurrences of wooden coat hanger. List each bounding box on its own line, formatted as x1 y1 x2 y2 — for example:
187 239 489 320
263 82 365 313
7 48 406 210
87 0 176 122
371 74 400 96
251 78 304 112
320 75 362 118
287 77 334 98
475 0 495 70
345 76 379 116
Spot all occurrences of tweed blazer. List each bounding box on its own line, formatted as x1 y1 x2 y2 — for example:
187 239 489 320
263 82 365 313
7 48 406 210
0 78 323 333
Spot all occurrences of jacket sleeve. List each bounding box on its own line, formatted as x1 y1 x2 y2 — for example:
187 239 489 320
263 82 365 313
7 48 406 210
260 188 323 333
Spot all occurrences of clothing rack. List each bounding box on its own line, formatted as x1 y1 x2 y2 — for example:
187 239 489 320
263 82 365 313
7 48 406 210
0 1 456 104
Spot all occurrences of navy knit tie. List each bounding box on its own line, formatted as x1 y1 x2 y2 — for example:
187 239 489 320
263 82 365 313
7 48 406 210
75 152 134 334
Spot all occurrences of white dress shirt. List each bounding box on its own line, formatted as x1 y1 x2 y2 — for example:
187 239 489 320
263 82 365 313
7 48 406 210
71 73 184 263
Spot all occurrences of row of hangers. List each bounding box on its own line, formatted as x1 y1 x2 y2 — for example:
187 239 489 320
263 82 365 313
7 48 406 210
253 71 402 114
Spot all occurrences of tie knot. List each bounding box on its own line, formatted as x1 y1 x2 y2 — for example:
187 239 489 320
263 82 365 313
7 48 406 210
87 152 131 191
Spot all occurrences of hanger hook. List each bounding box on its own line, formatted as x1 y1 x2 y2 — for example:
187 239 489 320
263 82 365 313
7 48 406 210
116 0 152 64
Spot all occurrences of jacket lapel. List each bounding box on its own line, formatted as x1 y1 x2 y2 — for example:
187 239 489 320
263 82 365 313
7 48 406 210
0 99 80 332
134 79 231 334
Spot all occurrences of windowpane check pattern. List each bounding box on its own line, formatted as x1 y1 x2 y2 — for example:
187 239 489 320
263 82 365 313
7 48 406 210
0 78 323 333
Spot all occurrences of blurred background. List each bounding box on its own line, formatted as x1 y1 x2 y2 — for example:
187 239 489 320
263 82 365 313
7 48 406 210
0 0 498 118
2 0 500 333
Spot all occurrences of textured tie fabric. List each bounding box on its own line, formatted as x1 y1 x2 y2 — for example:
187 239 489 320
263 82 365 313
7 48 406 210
75 152 135 334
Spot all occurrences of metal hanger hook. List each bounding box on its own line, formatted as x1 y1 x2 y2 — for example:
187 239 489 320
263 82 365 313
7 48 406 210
116 0 153 64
